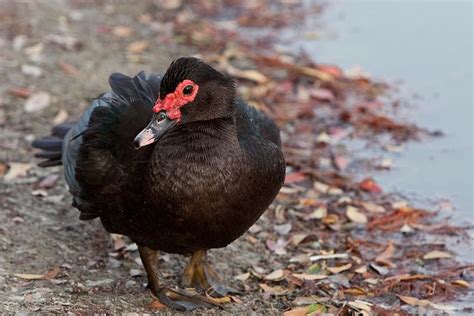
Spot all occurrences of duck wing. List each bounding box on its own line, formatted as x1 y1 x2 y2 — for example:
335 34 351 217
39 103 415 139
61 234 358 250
234 98 282 148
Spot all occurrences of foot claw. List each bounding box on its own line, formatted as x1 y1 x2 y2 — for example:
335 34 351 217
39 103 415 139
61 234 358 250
184 250 241 297
154 287 222 311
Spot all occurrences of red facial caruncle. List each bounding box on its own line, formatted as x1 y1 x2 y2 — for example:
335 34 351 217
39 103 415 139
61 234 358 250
153 79 199 121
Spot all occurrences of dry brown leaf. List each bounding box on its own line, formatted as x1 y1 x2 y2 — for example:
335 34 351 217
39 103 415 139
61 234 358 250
58 61 80 75
283 307 309 316
14 273 44 280
346 206 367 224
4 163 33 180
259 283 288 295
361 201 385 213
205 291 231 304
451 280 470 288
385 274 431 283
423 250 453 260
148 300 166 309
348 300 373 312
355 265 367 274
225 66 269 84
43 267 60 279
344 287 367 296
9 87 32 98
292 273 327 281
234 272 250 281
398 295 455 312
127 40 149 54
264 269 288 281
375 240 395 267
53 109 69 125
307 206 327 219
327 263 352 274
291 233 309 246
113 26 133 37
14 267 60 280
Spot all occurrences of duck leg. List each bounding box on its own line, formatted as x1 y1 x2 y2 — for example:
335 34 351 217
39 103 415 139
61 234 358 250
184 250 241 296
138 245 221 311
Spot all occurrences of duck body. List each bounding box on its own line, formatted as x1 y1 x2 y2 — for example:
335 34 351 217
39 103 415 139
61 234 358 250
96 99 284 254
43 58 285 255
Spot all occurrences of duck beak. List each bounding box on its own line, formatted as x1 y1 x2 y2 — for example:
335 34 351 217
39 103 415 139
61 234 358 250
134 112 176 149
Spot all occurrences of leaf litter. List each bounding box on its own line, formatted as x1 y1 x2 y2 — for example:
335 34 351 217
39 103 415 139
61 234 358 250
1 0 471 314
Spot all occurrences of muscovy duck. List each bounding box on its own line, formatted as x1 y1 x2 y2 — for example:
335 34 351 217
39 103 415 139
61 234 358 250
33 57 285 310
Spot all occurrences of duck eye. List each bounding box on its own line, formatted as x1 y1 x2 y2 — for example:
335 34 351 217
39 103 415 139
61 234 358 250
183 85 193 95
157 112 166 121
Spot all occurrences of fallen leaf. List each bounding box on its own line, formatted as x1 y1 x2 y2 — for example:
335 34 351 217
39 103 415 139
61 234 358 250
345 287 367 296
284 171 306 184
283 307 309 316
58 61 80 75
234 272 250 281
42 267 60 279
148 300 166 309
310 253 349 262
451 280 470 288
32 189 48 197
259 283 288 296
423 250 453 260
375 240 395 267
361 201 385 213
369 263 389 275
355 265 367 274
327 263 352 274
9 87 32 98
266 238 288 255
291 233 310 246
306 206 327 220
264 269 288 281
314 181 330 193
113 26 133 37
14 267 60 280
38 174 59 188
346 206 367 224
205 291 231 304
127 40 149 54
274 223 292 235
24 92 51 113
111 234 126 251
292 273 327 281
228 68 269 84
358 178 382 193
53 109 69 125
321 214 339 225
384 274 431 283
348 300 373 312
4 163 33 180
310 88 335 101
13 273 44 280
400 223 414 233
398 295 455 312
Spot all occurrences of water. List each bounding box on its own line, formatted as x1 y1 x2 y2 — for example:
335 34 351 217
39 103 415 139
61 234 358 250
286 1 472 223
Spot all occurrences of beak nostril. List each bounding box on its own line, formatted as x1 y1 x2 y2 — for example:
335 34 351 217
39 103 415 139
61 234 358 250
133 137 141 149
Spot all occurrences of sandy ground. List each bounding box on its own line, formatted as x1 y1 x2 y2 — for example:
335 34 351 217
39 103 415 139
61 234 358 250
0 1 275 313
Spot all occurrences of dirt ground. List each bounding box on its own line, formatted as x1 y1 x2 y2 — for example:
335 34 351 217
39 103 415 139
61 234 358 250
1 0 472 315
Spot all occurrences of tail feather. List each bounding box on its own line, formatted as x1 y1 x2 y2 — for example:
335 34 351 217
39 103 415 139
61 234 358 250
32 123 75 167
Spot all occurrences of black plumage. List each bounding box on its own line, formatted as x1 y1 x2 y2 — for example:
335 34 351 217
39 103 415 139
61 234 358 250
33 57 285 309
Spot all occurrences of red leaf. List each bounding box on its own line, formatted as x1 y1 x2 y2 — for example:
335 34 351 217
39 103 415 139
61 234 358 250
284 172 306 184
359 178 382 193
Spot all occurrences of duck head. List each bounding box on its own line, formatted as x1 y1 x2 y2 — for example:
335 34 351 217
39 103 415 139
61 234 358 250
134 57 235 149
